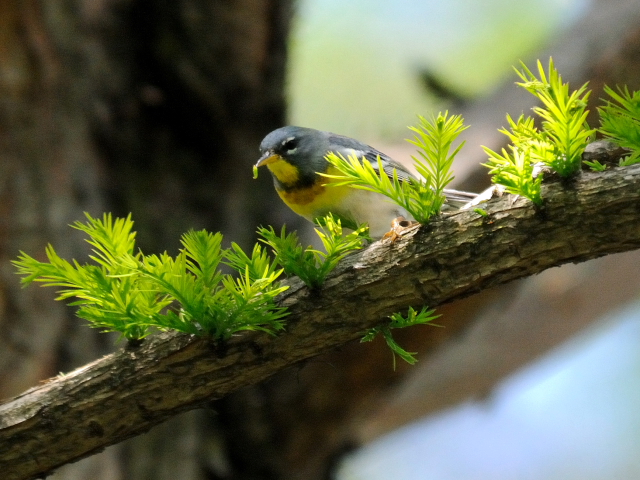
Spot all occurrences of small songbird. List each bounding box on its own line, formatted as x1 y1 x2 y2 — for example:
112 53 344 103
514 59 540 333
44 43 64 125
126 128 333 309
255 126 476 238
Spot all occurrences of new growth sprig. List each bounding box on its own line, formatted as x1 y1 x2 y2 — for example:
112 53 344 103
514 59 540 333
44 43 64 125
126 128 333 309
406 112 466 217
323 112 466 223
483 115 544 205
484 58 594 203
598 85 640 166
361 306 440 368
13 213 288 340
258 213 369 289
515 58 594 176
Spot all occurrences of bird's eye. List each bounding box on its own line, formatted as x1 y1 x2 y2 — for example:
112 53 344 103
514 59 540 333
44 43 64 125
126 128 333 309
282 138 298 152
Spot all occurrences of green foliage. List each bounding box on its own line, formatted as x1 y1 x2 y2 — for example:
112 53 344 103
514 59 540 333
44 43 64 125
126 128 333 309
484 58 595 202
361 306 440 367
483 117 543 205
582 158 607 172
260 216 438 364
406 113 467 214
598 85 640 165
514 58 594 176
13 213 288 340
324 112 466 223
258 214 369 289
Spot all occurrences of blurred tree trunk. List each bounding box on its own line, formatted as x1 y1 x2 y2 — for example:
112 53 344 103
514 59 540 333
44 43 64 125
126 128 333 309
0 1 297 479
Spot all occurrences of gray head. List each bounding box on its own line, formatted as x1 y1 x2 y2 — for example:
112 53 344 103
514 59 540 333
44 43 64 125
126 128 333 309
256 126 333 185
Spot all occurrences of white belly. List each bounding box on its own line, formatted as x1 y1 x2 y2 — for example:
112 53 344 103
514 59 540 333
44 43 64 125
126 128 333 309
333 189 412 238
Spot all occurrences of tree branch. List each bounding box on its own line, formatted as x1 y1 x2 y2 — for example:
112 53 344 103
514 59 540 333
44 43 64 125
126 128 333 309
2 164 640 480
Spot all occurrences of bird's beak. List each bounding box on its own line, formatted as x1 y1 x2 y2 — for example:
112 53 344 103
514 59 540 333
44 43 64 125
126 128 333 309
255 151 281 167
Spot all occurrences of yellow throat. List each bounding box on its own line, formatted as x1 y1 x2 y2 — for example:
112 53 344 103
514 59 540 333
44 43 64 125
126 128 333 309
262 157 351 220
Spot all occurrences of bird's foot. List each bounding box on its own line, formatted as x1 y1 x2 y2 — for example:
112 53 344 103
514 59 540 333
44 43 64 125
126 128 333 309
382 216 420 243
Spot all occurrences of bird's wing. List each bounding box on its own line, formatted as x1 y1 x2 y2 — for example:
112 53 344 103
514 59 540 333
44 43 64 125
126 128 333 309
326 134 478 209
442 188 478 209
327 134 416 182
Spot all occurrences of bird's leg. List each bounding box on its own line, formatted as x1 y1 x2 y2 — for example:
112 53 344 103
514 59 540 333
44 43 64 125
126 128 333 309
382 216 420 243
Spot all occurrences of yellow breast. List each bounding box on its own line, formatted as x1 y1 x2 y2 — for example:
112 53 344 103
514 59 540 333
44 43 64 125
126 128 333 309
266 160 399 232
277 173 352 220
266 157 301 185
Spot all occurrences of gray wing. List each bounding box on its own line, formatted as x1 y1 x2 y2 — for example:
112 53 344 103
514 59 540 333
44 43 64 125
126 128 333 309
442 188 478 209
327 134 416 182
327 133 478 209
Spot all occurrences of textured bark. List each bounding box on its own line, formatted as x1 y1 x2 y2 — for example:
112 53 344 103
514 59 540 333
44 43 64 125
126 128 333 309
352 0 640 458
2 164 640 480
3 2 640 480
216 3 640 476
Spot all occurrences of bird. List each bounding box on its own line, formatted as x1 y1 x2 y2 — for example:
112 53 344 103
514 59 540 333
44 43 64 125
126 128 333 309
255 125 476 238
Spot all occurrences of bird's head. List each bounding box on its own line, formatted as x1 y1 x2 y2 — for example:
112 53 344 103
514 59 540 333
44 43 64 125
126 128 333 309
256 126 330 187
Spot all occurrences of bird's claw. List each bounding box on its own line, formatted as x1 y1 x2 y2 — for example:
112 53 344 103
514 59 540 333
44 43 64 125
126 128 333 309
382 216 420 243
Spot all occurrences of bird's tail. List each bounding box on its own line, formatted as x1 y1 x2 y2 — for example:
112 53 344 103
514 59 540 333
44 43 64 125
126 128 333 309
443 188 478 209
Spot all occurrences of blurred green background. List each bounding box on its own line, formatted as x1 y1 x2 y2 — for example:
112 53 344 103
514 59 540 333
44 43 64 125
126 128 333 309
288 0 584 139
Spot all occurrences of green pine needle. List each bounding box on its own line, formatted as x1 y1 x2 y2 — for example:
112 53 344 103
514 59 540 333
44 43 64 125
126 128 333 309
361 306 440 368
13 213 289 340
323 112 465 224
583 159 607 172
598 85 640 165
483 58 595 204
483 141 543 205
16 59 640 365
258 213 369 289
514 58 594 176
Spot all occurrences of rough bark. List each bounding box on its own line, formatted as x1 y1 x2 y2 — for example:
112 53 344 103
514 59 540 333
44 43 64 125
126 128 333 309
2 163 640 480
351 0 640 457
216 3 640 475
2 2 640 479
